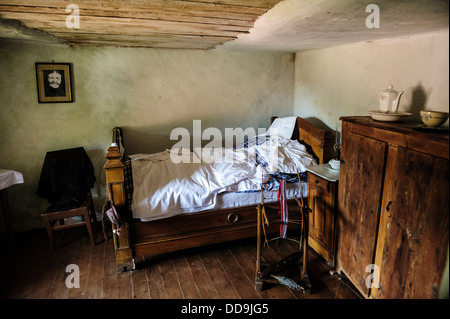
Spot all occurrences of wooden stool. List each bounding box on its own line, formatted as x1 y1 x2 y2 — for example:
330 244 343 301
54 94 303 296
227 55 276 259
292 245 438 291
41 192 97 249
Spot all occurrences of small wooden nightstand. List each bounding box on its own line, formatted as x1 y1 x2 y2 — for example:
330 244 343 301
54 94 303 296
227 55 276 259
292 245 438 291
306 164 339 267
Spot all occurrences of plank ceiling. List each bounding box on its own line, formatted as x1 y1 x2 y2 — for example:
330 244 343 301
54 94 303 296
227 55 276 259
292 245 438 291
0 0 283 49
1 0 448 51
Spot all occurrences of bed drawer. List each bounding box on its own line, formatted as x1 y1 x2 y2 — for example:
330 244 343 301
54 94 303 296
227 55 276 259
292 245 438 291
132 202 302 244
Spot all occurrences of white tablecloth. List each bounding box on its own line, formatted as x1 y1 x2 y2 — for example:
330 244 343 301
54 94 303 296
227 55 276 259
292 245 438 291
0 169 24 190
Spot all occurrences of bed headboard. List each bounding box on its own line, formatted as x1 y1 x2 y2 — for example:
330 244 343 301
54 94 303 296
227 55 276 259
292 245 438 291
271 116 333 164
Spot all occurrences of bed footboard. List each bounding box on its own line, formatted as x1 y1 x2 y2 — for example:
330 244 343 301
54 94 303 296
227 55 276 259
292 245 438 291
104 142 134 272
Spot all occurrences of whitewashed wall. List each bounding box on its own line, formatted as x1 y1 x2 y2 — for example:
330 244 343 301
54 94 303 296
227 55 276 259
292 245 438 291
294 30 449 131
0 40 294 231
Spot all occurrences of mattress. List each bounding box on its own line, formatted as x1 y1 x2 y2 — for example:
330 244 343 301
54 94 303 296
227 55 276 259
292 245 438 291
214 181 307 210
138 181 307 222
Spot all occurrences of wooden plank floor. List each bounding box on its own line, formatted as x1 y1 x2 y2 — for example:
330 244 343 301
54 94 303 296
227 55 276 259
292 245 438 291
0 227 362 300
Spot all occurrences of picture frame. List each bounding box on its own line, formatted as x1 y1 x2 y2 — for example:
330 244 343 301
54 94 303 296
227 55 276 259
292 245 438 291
36 62 73 103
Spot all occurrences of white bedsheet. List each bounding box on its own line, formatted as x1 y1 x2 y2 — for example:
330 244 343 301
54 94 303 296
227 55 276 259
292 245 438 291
197 146 258 193
130 134 316 221
255 136 316 174
130 149 215 221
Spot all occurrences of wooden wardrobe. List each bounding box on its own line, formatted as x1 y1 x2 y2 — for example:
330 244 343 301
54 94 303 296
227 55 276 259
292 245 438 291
337 116 449 299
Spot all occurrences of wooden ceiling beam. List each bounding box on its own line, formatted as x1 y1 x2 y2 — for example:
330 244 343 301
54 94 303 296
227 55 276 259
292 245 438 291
0 0 278 9
0 0 283 49
0 5 264 20
169 0 281 9
58 32 234 49
1 12 251 36
0 0 272 15
53 31 236 42
0 5 257 27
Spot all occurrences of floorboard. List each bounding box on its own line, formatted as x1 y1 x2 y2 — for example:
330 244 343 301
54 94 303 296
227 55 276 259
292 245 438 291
185 252 219 299
1 228 363 300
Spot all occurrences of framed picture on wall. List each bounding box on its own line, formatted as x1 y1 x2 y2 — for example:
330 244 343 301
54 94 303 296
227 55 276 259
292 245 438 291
36 62 73 103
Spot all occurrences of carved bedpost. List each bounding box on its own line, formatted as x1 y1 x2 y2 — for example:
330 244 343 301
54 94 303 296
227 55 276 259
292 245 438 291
104 143 134 272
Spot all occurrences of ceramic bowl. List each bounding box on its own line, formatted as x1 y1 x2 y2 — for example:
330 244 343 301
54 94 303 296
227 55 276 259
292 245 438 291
329 159 340 170
420 110 449 127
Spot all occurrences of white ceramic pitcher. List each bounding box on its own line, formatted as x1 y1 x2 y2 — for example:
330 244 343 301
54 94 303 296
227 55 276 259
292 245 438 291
378 85 404 113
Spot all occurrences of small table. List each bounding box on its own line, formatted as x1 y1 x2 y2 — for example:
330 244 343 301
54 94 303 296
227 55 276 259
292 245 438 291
306 163 340 183
0 169 24 246
305 163 339 267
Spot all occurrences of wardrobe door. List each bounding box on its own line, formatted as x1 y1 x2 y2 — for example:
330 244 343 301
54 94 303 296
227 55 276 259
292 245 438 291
373 146 449 299
337 124 387 297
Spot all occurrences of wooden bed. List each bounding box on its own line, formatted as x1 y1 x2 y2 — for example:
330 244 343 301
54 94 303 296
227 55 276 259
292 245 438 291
104 116 334 279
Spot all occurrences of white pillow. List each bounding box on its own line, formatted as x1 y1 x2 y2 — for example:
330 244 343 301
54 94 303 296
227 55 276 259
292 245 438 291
267 116 297 139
